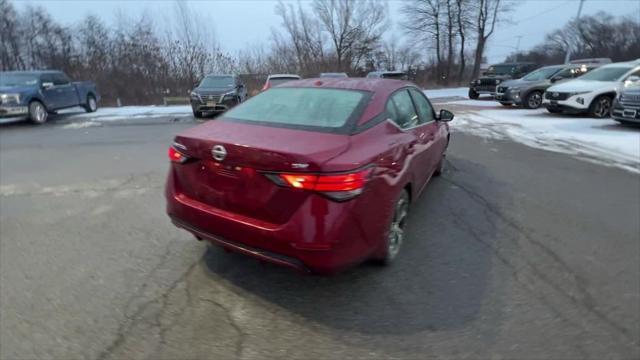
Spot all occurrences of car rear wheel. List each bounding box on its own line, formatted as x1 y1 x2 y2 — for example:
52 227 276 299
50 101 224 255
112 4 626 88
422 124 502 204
468 89 479 99
193 111 203 118
378 190 409 265
84 95 97 113
524 91 543 109
589 95 612 118
28 101 48 124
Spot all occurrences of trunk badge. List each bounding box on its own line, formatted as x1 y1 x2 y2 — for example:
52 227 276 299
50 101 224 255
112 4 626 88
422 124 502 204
212 145 227 161
292 163 309 169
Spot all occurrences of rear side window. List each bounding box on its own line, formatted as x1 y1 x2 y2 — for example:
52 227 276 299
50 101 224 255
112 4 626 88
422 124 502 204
224 88 365 130
387 90 418 129
52 73 69 85
408 89 434 124
41 74 54 85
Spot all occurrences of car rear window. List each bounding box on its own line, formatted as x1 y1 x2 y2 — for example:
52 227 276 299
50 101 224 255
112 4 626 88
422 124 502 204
224 88 366 131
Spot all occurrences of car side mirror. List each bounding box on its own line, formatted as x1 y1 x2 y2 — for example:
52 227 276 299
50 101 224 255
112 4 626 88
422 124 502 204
438 109 454 122
42 82 54 89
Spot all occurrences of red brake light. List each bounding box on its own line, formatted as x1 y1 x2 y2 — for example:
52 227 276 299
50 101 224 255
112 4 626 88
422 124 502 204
168 146 187 163
262 81 270 91
272 168 373 201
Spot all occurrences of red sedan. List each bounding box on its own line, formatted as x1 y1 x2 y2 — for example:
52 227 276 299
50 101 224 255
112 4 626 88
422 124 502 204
166 78 453 274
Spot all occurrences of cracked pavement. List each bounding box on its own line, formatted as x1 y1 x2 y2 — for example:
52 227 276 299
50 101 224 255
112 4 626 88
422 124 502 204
1 116 638 359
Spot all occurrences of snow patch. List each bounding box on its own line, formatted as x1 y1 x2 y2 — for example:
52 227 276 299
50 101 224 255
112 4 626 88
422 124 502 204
452 107 640 173
423 87 468 99
63 121 102 129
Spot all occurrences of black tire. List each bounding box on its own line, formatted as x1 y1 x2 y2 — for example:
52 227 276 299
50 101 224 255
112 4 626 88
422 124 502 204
84 94 97 113
589 95 612 118
499 102 511 107
546 108 562 114
377 190 410 266
468 89 479 100
193 111 203 118
28 101 48 124
434 153 446 176
523 91 543 109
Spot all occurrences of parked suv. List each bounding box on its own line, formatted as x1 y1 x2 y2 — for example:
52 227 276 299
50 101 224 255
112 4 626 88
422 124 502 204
611 75 640 124
543 60 640 118
189 74 247 118
468 62 538 99
495 63 596 109
0 70 99 124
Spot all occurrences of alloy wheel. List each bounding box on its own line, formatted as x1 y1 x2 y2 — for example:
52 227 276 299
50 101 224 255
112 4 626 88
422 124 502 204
31 102 47 124
528 92 542 109
594 97 611 118
387 193 409 260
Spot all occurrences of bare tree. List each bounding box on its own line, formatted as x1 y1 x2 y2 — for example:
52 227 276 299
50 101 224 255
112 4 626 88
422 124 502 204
401 0 443 82
470 0 508 79
313 0 387 72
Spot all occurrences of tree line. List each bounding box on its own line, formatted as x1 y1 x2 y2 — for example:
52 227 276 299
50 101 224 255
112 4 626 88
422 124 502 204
505 12 640 65
2 0 637 105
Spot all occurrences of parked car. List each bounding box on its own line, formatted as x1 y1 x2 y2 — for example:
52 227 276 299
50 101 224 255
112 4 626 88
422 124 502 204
0 70 100 124
495 63 597 109
366 71 408 80
542 60 640 118
166 78 454 274
261 74 301 91
189 74 247 118
611 75 640 125
319 72 348 78
468 62 538 99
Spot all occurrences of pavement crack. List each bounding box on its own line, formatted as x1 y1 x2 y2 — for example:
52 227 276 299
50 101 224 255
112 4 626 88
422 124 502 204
95 259 200 360
198 296 248 360
442 175 636 344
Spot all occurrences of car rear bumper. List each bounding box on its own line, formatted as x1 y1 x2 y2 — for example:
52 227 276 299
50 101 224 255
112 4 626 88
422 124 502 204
0 105 28 118
165 170 384 274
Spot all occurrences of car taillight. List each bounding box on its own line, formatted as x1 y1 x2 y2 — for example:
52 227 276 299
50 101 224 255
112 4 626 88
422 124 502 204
266 168 373 201
168 146 188 163
261 81 270 91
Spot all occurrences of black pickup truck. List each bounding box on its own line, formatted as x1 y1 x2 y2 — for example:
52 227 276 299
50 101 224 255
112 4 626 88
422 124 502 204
468 62 539 99
0 70 100 124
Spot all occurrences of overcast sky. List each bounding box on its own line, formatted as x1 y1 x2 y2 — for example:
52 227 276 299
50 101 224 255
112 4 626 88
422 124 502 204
13 0 640 64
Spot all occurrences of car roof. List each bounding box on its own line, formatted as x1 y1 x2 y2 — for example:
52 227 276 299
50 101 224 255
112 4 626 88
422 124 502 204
280 77 418 124
268 74 300 79
1 70 61 75
368 70 406 75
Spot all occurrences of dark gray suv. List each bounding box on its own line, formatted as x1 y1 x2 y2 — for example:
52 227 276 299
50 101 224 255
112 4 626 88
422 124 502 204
189 74 247 118
495 64 595 109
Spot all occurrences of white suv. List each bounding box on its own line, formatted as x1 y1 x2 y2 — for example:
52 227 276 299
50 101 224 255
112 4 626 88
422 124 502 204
542 60 640 118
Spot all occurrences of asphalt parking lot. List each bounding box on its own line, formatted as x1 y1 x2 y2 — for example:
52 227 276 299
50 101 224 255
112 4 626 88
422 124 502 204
1 110 639 359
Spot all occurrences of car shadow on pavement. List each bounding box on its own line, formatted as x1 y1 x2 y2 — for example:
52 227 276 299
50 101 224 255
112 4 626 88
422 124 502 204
201 157 511 339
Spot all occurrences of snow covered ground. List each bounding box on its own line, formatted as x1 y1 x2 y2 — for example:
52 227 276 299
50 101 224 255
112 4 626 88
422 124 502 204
439 101 640 173
59 105 191 122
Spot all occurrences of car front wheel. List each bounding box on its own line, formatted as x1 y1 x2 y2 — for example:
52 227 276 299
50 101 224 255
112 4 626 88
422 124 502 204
589 95 612 118
468 89 479 99
524 91 543 109
29 101 48 124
